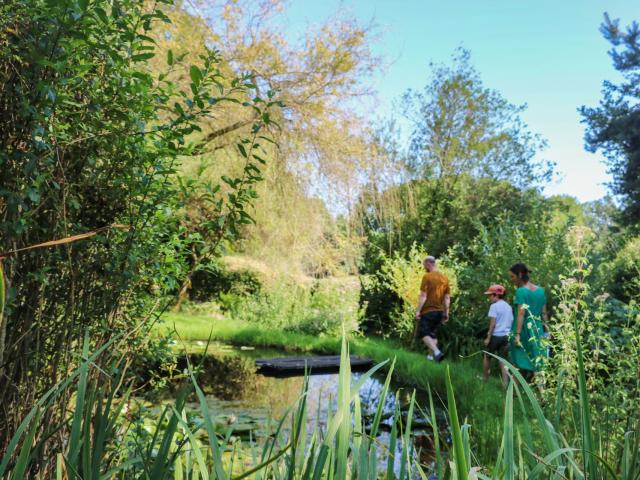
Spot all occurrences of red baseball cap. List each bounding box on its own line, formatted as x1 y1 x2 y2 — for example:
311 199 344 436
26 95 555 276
484 284 506 295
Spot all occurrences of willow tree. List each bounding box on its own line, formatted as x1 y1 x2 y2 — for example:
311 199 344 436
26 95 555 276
152 0 383 289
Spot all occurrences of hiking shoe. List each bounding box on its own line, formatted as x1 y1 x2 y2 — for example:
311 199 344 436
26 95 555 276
435 351 446 363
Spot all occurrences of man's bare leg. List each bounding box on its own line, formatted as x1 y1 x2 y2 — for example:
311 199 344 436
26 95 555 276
422 335 439 356
483 354 491 381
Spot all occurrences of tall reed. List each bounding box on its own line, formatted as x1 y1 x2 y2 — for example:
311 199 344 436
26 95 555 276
1 329 639 479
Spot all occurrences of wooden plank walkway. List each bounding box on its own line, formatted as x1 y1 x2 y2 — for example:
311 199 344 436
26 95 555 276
255 355 374 376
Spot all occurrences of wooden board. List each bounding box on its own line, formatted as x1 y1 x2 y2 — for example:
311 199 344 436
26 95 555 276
255 355 374 377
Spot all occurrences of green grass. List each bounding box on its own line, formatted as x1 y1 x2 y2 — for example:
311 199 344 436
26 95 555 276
158 313 507 457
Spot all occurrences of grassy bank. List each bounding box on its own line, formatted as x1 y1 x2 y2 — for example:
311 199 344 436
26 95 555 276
158 313 506 456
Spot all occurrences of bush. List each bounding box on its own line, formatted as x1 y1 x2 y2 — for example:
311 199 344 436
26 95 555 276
436 214 575 356
361 244 459 342
360 208 575 357
606 236 640 303
545 230 640 446
189 261 262 302
0 0 273 458
223 277 360 336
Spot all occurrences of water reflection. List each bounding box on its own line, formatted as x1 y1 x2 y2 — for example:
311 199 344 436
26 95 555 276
184 346 448 473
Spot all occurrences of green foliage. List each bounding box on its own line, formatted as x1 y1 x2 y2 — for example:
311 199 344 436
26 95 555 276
439 210 575 356
357 177 545 339
189 260 262 302
4 327 640 478
358 175 550 266
361 190 576 357
581 15 640 226
360 244 459 342
221 277 360 336
606 236 640 302
544 229 640 455
0 0 274 457
129 334 183 392
401 48 552 187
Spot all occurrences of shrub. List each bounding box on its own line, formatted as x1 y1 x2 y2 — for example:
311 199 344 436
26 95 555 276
189 260 262 302
0 0 274 458
361 244 459 343
433 213 575 356
545 229 640 448
606 236 640 303
360 207 575 357
223 276 360 336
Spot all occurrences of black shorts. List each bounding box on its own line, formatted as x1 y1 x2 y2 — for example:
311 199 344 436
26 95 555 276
486 335 509 358
417 311 443 339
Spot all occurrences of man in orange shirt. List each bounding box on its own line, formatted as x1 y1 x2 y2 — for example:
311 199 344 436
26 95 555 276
414 256 450 362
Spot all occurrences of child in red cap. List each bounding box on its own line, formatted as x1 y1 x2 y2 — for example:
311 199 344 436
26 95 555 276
483 284 513 386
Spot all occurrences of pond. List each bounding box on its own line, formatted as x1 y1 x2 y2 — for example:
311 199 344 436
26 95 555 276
150 342 449 473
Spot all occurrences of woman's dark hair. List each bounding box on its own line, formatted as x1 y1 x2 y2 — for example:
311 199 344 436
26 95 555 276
510 263 532 282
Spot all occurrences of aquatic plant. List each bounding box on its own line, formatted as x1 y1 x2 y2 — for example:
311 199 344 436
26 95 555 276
1 330 639 478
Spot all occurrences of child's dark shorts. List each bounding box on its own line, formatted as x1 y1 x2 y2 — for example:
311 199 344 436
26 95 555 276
417 311 444 339
486 335 509 358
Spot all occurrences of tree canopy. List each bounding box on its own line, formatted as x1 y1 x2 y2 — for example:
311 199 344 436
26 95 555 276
581 15 640 226
402 49 553 188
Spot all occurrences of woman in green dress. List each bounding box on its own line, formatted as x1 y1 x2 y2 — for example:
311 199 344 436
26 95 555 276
508 263 548 380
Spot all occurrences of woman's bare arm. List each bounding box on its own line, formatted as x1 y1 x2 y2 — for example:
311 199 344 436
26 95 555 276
515 305 525 346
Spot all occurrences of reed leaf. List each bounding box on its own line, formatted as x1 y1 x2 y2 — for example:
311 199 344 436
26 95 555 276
10 408 41 480
172 407 210 480
190 372 228 480
370 358 396 439
445 365 469 480
386 398 400 480
427 385 445 480
486 353 562 460
68 334 91 467
335 334 352 480
399 390 416 480
573 317 596 479
149 387 189 479
502 380 515 480
0 337 117 478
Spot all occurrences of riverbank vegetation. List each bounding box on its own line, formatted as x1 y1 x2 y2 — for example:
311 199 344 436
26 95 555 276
1 0 640 477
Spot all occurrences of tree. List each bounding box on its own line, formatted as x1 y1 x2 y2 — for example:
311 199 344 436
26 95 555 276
401 49 552 188
581 15 640 227
151 0 382 282
355 50 553 262
0 0 273 456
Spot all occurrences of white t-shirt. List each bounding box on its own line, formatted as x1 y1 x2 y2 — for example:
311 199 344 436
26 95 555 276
488 299 514 337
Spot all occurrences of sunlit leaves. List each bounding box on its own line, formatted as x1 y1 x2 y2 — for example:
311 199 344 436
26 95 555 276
0 0 276 460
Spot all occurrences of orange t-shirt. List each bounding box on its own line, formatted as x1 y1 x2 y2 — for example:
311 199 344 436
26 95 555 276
420 271 450 313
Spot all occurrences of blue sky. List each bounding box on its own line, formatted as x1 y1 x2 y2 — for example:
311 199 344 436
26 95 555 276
284 1 639 202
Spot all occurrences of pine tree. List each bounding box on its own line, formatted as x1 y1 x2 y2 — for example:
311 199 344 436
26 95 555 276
581 15 640 227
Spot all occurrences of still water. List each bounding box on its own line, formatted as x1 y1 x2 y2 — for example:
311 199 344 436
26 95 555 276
174 343 448 472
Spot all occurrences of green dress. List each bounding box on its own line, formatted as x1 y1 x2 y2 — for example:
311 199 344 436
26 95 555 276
510 286 547 372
